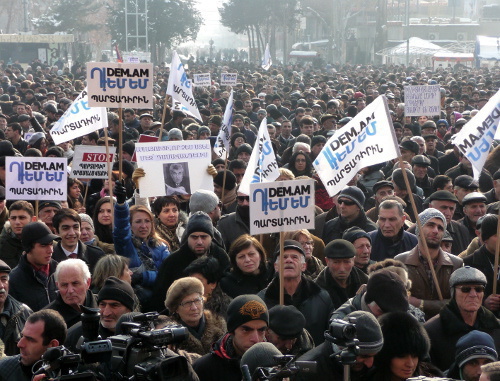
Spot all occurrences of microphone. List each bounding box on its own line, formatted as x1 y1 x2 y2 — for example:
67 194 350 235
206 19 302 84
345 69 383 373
33 347 63 375
241 342 282 379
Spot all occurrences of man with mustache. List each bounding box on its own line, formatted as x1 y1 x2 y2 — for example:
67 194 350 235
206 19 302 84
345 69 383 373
395 208 463 320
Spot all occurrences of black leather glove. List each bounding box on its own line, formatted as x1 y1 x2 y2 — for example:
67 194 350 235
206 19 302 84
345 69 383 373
131 272 143 286
114 180 127 204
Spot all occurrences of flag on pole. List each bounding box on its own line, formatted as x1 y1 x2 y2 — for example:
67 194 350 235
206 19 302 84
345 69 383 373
114 44 123 63
452 89 500 180
238 117 280 195
50 87 108 145
261 43 272 71
166 51 202 121
313 95 401 197
214 90 233 157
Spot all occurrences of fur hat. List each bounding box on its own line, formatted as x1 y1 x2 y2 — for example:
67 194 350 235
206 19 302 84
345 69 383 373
164 277 204 312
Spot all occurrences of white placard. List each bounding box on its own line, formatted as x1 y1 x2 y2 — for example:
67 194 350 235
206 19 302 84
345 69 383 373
249 179 315 235
452 89 500 180
193 73 211 87
70 145 116 179
50 87 108 145
87 62 153 108
6 157 67 201
404 85 441 116
221 73 237 86
135 141 213 198
314 96 400 197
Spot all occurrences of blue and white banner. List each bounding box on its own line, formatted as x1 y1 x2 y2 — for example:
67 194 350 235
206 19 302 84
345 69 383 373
167 51 202 121
193 73 211 87
249 179 315 235
261 43 272 71
214 90 233 158
452 89 500 180
314 95 400 197
239 117 280 195
50 87 108 145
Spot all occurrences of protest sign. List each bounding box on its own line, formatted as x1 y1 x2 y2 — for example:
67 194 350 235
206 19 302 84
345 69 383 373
131 134 159 162
214 90 233 157
166 51 202 121
314 95 400 197
261 43 272 71
193 73 211 87
50 88 108 145
87 62 153 108
70 145 116 179
221 73 237 86
239 117 280 195
135 141 212 198
249 179 315 235
452 89 500 180
6 157 67 201
404 85 441 116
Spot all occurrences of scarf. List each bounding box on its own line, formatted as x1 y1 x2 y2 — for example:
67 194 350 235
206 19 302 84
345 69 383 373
155 218 180 252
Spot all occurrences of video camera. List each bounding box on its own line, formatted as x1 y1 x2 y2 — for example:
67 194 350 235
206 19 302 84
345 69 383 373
324 318 359 365
108 312 190 380
33 346 97 381
75 305 113 364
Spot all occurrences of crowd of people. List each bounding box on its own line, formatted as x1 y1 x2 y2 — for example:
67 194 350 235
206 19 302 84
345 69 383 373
0 57 499 380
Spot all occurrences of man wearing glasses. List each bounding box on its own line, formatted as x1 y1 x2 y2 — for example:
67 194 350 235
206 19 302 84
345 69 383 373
424 267 500 372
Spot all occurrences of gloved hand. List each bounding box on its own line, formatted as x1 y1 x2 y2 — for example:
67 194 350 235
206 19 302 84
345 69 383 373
132 168 146 189
114 180 127 204
207 164 218 178
131 272 143 286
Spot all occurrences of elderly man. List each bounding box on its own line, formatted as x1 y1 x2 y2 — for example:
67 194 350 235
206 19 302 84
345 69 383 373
460 192 488 239
65 276 135 351
395 208 463 320
42 259 97 329
424 267 500 371
369 199 418 261
37 201 62 234
343 227 374 273
0 259 32 356
315 239 368 309
258 240 333 345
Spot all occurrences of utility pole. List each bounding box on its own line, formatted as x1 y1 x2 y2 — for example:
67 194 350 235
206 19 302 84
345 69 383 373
23 0 29 32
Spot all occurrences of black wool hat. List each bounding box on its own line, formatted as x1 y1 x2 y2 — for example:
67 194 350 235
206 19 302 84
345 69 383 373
399 140 419 155
392 168 416 191
214 170 237 191
480 214 498 242
186 211 214 238
365 270 409 313
236 143 253 156
227 294 269 332
311 135 326 147
373 180 394 195
454 175 479 190
342 226 371 244
97 276 135 311
338 186 365 210
268 305 305 339
324 239 356 259
122 141 135 158
455 331 498 369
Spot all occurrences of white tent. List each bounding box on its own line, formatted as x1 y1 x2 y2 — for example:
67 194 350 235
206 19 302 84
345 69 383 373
377 37 452 66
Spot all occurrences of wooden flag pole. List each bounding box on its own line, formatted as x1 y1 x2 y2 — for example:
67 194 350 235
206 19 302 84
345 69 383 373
103 126 115 229
398 157 443 301
220 151 229 204
82 183 89 209
492 208 500 294
158 95 170 141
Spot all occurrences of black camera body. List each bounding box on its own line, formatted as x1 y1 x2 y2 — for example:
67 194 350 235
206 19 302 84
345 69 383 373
325 318 360 365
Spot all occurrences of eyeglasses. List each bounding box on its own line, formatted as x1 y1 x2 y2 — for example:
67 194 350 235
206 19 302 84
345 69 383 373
456 285 485 293
179 297 204 308
237 196 250 202
337 199 356 206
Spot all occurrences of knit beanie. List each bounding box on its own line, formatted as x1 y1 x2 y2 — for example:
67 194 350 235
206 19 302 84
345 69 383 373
311 135 327 147
227 294 269 332
365 270 409 313
415 208 447 236
268 305 305 339
455 331 498 368
214 170 237 191
197 126 210 138
78 213 94 231
122 141 135 158
189 190 219 215
186 211 214 238
392 168 416 191
164 277 204 312
168 128 183 140
342 226 371 244
236 143 253 157
338 186 365 210
344 311 383 355
480 214 498 242
97 277 135 311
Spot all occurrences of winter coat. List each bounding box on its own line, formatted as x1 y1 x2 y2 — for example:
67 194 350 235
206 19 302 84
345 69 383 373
151 242 230 313
322 212 377 245
369 228 418 262
258 274 334 345
51 240 105 274
113 202 170 287
0 355 32 381
464 244 499 301
216 207 250 252
0 224 24 268
9 254 58 312
193 334 244 381
315 266 368 309
42 289 97 329
424 299 500 371
220 269 271 299
395 247 463 320
0 295 32 356
164 310 226 356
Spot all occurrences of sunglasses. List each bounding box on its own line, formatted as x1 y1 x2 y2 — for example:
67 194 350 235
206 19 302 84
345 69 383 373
337 199 356 206
456 285 485 293
237 196 250 202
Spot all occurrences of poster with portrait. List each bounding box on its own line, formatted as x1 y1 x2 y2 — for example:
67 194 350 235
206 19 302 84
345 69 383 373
135 141 212 198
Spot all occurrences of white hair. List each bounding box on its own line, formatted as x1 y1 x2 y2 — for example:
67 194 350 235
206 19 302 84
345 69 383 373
293 142 311 154
54 258 91 284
